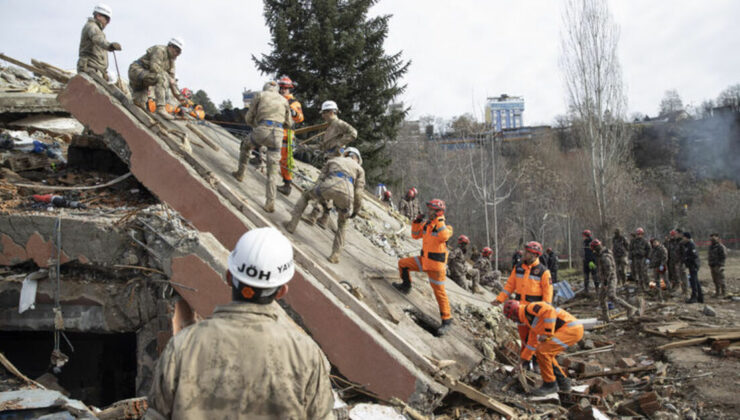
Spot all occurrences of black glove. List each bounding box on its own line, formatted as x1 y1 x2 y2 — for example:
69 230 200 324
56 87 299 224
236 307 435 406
109 42 122 51
413 213 425 224
521 360 531 371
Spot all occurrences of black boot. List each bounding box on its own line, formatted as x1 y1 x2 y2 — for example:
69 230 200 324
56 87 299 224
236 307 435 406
277 181 292 196
393 269 412 294
553 366 571 392
437 318 453 336
685 296 697 304
530 381 558 396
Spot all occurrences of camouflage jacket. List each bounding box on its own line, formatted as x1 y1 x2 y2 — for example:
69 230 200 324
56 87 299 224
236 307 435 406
77 18 111 74
649 244 668 268
135 45 176 78
474 255 492 276
612 234 629 258
245 85 292 129
319 117 357 153
708 241 727 267
398 197 420 220
318 156 366 211
146 302 334 420
629 237 651 259
596 248 617 286
448 246 468 278
667 238 682 263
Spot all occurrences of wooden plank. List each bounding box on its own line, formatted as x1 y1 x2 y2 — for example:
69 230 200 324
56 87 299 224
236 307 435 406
658 332 740 350
294 122 328 136
577 364 656 379
436 372 517 419
668 327 740 337
0 53 52 79
187 123 220 151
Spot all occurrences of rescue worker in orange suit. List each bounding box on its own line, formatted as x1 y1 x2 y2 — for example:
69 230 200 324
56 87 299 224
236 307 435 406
276 76 304 197
503 300 583 396
493 241 553 351
394 199 454 336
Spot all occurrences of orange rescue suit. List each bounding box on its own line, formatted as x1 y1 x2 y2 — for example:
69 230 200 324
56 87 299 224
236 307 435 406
280 93 304 182
517 302 584 383
497 260 553 347
398 216 453 320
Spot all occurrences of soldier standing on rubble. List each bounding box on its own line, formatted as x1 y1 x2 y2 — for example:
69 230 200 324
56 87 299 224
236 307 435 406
493 241 553 350
145 228 334 420
233 81 292 213
283 147 365 264
276 76 304 197
398 187 420 221
477 247 502 292
77 4 121 81
649 238 668 300
667 230 687 297
612 228 629 285
502 300 583 396
708 233 728 297
582 230 598 293
448 235 481 293
681 232 704 304
630 228 651 293
128 38 188 120
393 199 455 336
591 239 638 322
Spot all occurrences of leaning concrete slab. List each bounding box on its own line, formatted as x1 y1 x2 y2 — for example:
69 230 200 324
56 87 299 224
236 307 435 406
57 75 514 413
0 93 65 114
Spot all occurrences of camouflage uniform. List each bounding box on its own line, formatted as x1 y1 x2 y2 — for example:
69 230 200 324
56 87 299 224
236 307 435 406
236 82 292 210
648 243 668 300
145 302 334 420
128 45 183 107
475 255 502 292
612 232 629 285
319 116 357 157
77 18 112 80
398 197 420 221
708 238 728 296
595 248 636 322
667 236 688 295
285 155 365 263
629 236 651 292
448 246 480 292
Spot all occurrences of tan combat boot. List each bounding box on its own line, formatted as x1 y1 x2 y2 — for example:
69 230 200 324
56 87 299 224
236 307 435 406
327 252 340 264
263 201 275 213
283 218 298 234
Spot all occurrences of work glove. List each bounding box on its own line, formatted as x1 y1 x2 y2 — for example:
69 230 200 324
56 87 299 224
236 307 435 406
413 213 425 224
588 261 596 271
109 42 122 51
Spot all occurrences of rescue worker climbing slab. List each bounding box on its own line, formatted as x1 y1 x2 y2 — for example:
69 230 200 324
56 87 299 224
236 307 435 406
277 75 304 196
317 100 357 157
493 241 553 349
503 300 584 396
77 4 121 81
128 38 188 120
283 147 365 264
145 228 334 419
233 80 292 213
394 199 454 335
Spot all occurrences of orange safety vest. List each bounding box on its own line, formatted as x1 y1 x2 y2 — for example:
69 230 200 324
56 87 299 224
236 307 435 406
282 94 304 140
496 260 553 304
518 302 579 360
411 216 453 272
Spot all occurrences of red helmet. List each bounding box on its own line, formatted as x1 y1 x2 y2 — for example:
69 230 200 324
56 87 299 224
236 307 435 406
524 241 543 256
503 300 520 321
582 229 592 237
669 229 677 237
546 247 552 253
458 235 470 245
426 199 446 213
411 187 418 196
277 75 294 88
482 247 493 257
180 88 193 99
383 190 392 199
407 188 416 198
589 239 602 250
635 227 645 235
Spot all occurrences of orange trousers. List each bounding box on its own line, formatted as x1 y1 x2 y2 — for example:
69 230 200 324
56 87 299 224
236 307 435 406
518 324 530 350
280 142 291 182
535 324 584 382
398 256 451 320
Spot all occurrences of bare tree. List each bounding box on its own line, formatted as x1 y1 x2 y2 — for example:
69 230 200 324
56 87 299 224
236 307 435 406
659 89 684 116
560 0 631 233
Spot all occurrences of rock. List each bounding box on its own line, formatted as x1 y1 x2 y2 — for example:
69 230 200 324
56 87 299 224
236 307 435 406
664 403 679 414
652 412 680 420
582 338 595 350
684 409 698 420
702 305 716 317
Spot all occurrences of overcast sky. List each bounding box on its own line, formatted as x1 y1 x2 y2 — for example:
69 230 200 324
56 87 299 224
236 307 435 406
2 1 738 125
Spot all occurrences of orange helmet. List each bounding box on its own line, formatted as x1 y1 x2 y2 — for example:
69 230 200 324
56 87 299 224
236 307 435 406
503 300 520 321
458 235 470 245
278 75 294 88
582 229 592 237
589 239 602 250
636 227 645 235
426 199 445 213
180 88 193 99
524 241 543 256
482 247 493 257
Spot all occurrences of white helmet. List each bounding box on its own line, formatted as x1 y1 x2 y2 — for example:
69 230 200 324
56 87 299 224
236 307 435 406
168 37 185 51
321 100 338 112
93 3 112 19
227 228 295 289
344 147 362 164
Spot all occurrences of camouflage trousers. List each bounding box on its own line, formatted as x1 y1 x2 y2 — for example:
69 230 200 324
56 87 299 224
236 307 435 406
599 278 636 321
449 267 480 292
615 256 628 285
236 125 282 207
668 261 688 295
633 258 649 293
128 62 167 104
710 265 726 296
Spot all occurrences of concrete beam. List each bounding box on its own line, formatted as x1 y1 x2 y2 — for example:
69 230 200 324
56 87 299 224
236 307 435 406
0 92 65 113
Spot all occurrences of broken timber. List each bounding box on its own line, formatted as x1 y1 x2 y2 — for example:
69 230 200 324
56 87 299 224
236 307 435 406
58 74 515 415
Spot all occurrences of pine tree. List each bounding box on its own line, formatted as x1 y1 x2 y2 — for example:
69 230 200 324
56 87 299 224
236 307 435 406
192 89 218 116
253 0 410 184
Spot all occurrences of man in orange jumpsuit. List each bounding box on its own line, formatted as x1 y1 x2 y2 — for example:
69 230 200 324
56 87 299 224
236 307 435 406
276 75 304 196
493 241 553 350
394 199 454 336
503 300 584 396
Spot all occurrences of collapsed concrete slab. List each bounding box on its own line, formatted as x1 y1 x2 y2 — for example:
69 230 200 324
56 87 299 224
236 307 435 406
57 74 515 414
0 93 65 114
